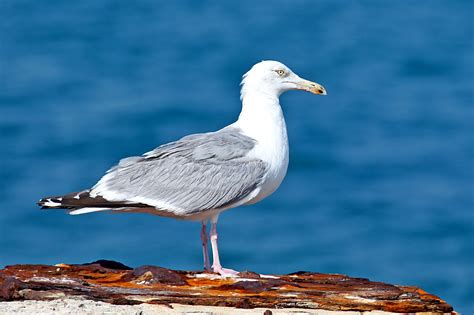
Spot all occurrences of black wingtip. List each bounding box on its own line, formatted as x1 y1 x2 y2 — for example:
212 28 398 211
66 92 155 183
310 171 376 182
37 196 65 209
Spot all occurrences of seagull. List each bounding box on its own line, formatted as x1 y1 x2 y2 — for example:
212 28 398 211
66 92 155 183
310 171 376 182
38 60 326 277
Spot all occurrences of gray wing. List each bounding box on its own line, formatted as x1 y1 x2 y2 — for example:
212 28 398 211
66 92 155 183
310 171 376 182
90 127 267 216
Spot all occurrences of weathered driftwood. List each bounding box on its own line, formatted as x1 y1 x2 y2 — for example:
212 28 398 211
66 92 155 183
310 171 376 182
0 260 454 314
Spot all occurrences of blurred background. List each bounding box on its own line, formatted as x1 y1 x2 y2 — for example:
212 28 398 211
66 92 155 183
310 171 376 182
1 0 473 312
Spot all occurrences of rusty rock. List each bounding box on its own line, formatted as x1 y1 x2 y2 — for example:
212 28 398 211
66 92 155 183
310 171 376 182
127 265 186 285
0 261 455 313
0 276 24 301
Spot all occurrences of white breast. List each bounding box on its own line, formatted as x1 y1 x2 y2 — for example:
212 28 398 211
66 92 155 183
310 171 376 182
233 93 289 204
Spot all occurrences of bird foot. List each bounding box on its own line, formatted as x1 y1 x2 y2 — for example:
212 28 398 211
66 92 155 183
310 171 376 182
212 266 239 277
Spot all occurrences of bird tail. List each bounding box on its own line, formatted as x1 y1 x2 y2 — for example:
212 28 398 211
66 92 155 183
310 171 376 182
37 190 150 215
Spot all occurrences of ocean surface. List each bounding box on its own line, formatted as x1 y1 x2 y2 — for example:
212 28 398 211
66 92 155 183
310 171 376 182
1 1 473 312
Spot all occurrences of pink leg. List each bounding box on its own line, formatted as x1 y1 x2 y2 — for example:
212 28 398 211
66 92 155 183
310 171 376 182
200 221 211 272
209 215 239 277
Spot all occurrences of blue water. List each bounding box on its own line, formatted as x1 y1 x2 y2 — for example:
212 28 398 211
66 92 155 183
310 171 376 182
1 1 473 312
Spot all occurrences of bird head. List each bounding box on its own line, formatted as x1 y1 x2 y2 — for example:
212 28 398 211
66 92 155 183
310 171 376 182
241 60 326 99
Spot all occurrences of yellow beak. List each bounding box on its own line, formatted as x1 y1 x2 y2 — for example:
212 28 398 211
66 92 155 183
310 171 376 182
294 79 327 95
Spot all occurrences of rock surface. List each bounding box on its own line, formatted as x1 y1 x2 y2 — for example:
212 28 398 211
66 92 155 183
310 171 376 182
0 260 454 314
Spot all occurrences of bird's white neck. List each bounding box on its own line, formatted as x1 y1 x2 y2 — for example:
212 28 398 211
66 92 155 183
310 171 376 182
235 91 286 143
233 86 289 203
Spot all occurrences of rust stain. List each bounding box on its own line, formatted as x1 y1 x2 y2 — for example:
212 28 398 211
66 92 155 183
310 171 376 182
0 260 454 313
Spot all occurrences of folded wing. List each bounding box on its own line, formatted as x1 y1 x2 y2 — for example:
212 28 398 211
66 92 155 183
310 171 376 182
39 127 267 217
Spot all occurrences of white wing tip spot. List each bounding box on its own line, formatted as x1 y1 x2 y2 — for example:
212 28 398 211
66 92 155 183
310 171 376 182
42 199 62 207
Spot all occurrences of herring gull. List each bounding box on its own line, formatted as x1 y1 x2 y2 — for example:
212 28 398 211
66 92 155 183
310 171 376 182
38 60 327 276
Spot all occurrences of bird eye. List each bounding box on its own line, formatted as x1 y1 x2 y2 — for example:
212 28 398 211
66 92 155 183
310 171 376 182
276 69 286 76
